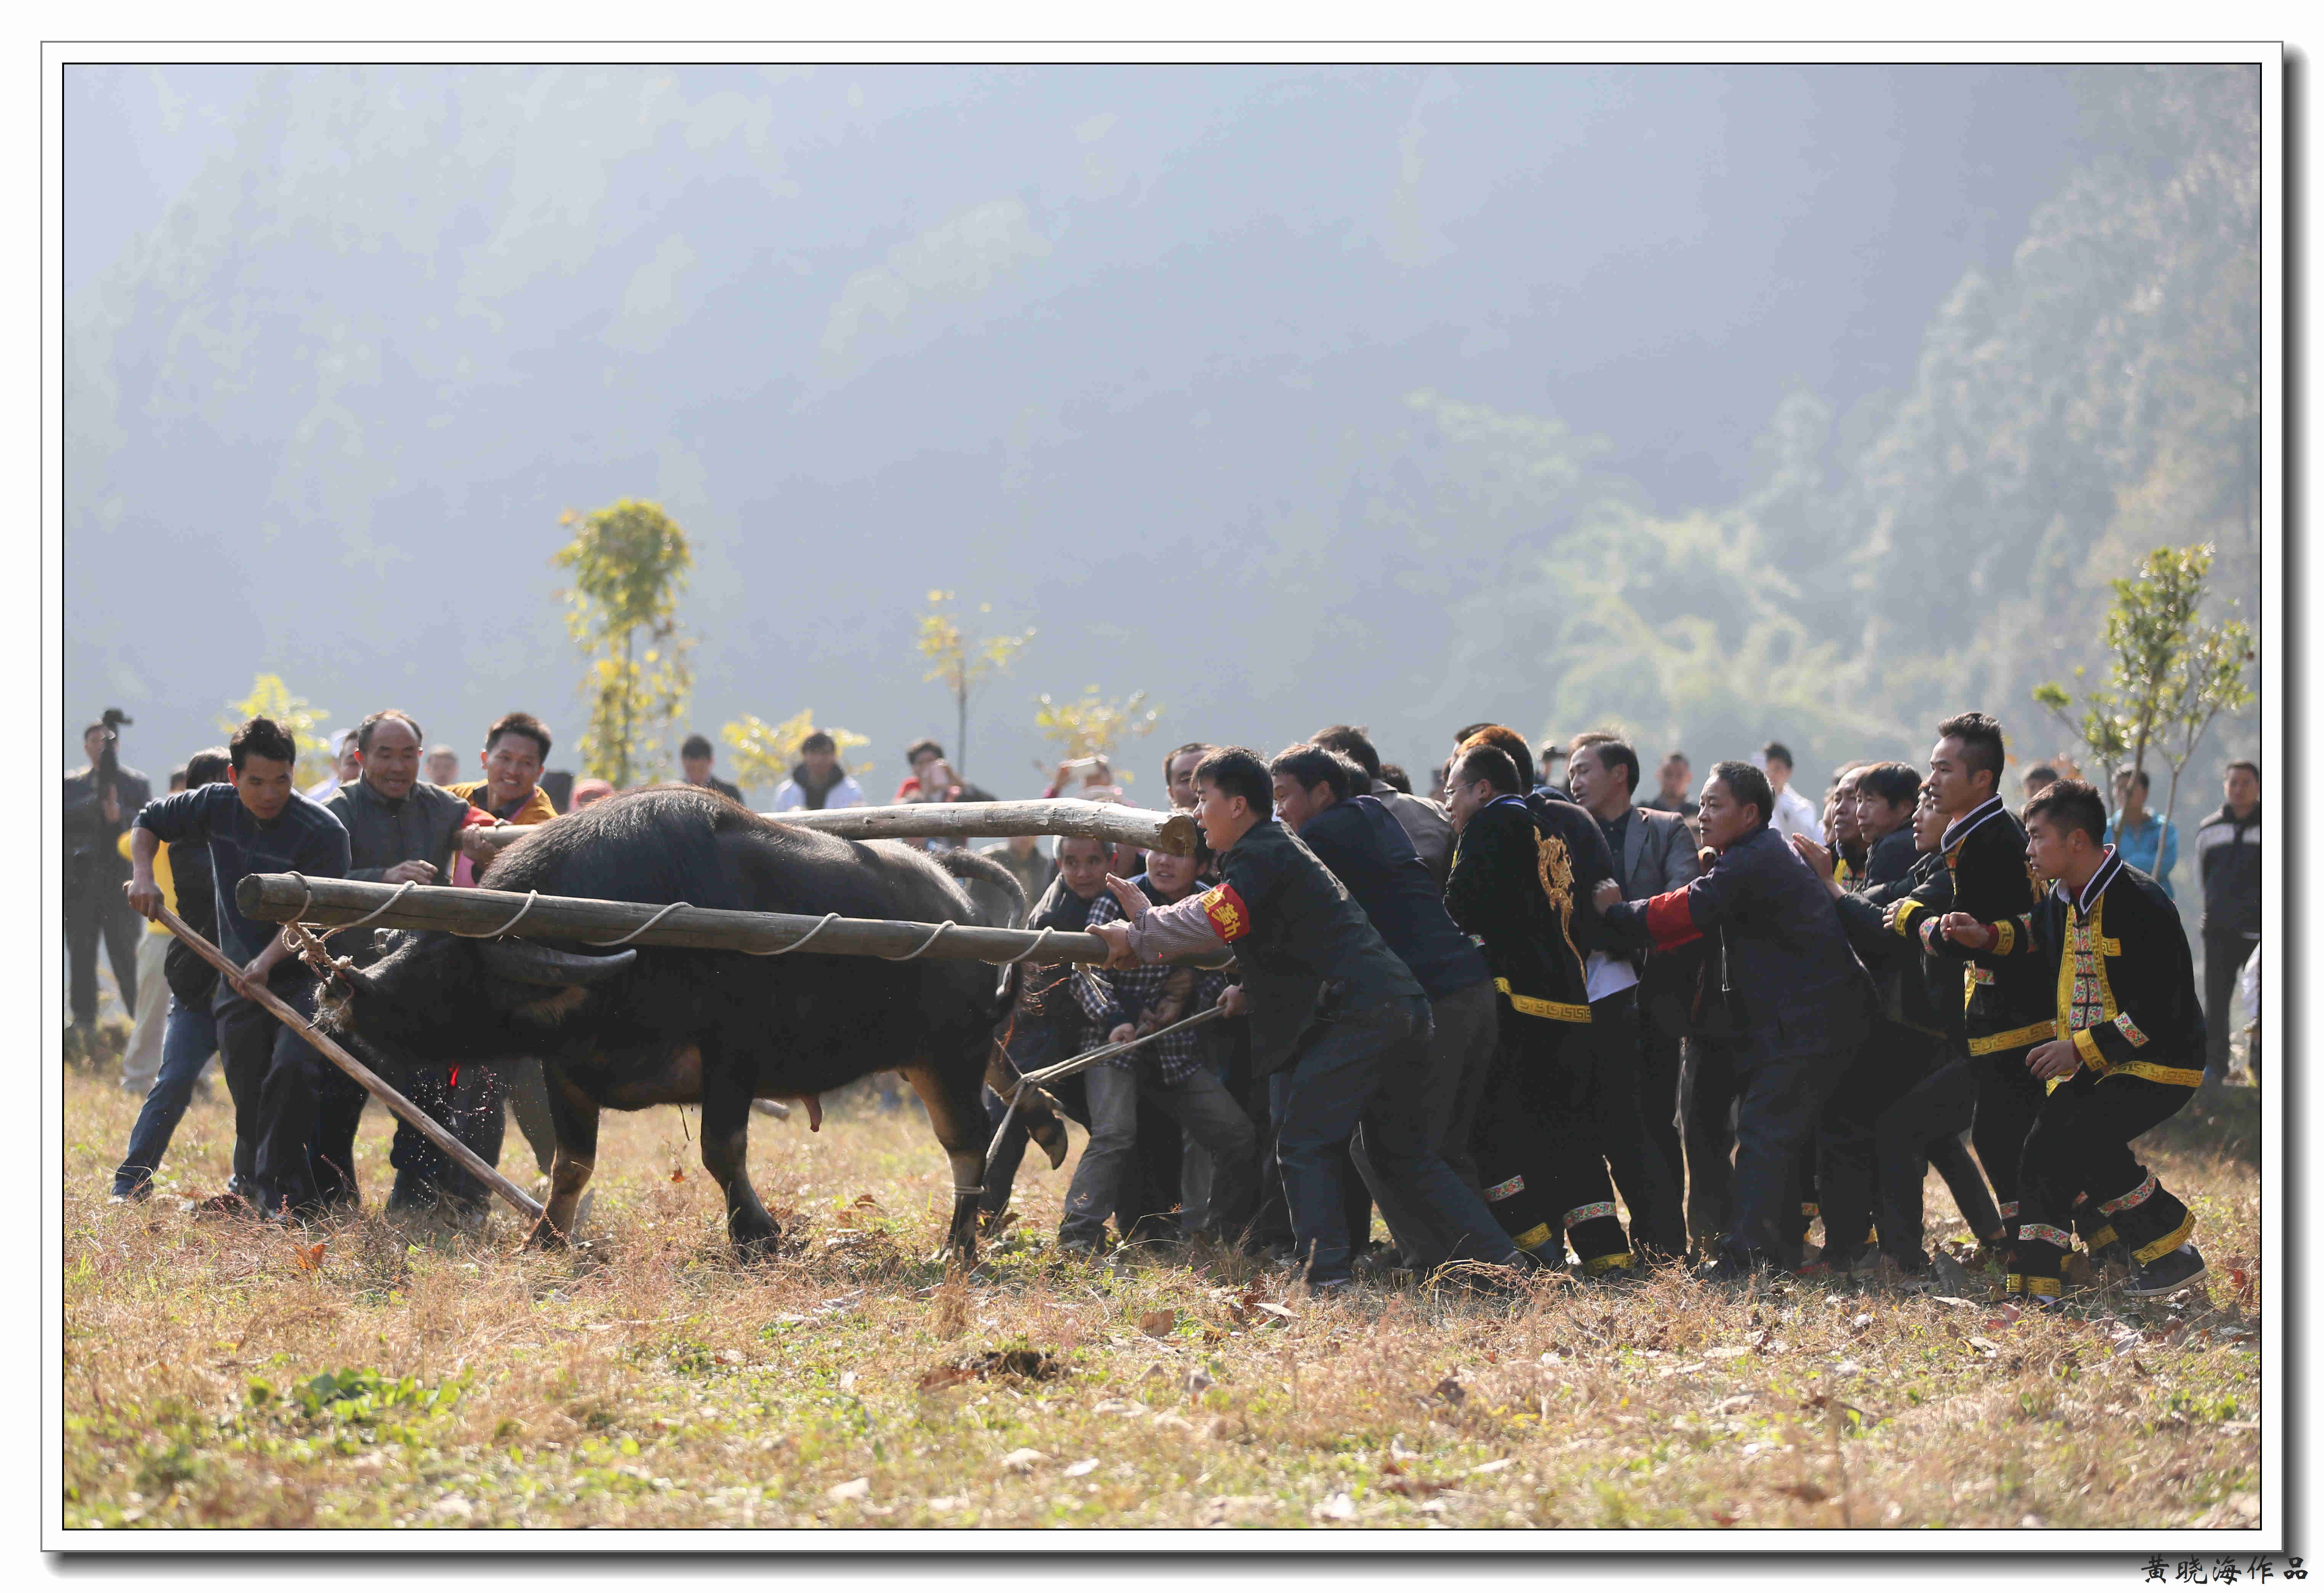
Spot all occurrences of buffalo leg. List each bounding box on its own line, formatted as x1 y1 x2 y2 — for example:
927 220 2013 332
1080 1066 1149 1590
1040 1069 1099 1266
525 1066 599 1251
700 1045 780 1259
906 1051 994 1263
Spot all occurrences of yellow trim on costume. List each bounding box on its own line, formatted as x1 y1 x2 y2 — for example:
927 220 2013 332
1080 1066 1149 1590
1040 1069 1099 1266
1583 1252 1635 1276
2086 1225 2119 1251
2023 1277 2062 1299
1511 1223 1553 1251
2004 1272 2024 1296
1493 978 1591 1023
1969 1021 2059 1056
2133 1212 2197 1266
2116 1062 2207 1090
2072 1027 2105 1068
1892 899 1925 936
1992 919 2015 955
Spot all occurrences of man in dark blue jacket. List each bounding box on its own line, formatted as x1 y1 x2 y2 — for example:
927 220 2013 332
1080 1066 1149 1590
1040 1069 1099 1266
1598 760 1873 1278
1270 743 1497 1269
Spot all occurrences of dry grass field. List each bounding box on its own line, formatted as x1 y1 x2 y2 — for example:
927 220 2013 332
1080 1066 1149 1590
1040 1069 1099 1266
59 1055 2265 1534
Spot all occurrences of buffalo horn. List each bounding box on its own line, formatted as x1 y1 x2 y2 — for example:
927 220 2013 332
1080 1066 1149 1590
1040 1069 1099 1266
478 939 639 987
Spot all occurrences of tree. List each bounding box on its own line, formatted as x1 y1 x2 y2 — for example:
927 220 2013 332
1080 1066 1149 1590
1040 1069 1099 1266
1032 687 1161 771
220 673 335 788
2032 544 2223 788
722 710 872 802
552 499 693 788
915 591 1031 778
2150 591 2256 862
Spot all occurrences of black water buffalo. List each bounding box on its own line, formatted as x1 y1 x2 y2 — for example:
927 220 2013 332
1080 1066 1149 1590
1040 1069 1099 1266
317 786 1067 1259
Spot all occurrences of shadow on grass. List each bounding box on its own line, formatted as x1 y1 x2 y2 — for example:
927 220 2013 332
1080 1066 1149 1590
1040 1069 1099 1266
2136 1079 2260 1169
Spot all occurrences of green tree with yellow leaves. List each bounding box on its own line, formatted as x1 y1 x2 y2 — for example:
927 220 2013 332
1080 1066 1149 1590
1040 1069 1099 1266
552 499 693 788
916 591 1031 779
220 673 335 788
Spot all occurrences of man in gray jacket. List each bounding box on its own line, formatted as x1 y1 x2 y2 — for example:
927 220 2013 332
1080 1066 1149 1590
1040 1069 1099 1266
1569 734 1700 1255
1313 724 1454 888
321 710 503 1211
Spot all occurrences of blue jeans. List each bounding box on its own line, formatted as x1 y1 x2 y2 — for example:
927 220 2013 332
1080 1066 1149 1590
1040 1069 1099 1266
112 998 220 1196
1272 994 1519 1284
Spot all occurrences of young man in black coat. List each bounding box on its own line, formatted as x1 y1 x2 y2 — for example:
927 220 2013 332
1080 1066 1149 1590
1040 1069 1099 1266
1597 761 1874 1279
1884 713 2052 1259
1938 779 2208 1304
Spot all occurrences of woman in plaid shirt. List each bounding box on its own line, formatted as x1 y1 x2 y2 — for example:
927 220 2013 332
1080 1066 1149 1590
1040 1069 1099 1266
1055 836 1260 1253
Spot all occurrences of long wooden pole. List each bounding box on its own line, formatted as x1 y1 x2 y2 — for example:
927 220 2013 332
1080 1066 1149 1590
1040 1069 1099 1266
152 903 546 1225
238 874 1133 966
756 799 1199 856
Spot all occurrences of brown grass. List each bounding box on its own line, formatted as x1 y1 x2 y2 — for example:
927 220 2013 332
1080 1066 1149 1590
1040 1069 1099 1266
61 1068 2263 1532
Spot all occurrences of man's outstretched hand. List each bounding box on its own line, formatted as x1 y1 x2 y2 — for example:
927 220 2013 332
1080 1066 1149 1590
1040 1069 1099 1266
1103 873 1154 918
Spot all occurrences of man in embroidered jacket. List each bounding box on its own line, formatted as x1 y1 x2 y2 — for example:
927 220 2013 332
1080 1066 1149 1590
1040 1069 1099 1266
1939 779 2207 1303
1442 740 1636 1276
1087 748 1523 1289
1884 712 2053 1254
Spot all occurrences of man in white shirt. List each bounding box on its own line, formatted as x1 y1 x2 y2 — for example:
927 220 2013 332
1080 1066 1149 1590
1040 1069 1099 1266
1762 741 1820 842
770 730 868 812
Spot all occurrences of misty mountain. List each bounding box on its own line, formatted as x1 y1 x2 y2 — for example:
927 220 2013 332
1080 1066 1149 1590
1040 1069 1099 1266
64 63 2255 806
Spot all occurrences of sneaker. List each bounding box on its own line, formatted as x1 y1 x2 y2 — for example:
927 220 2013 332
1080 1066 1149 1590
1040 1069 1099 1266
2125 1245 2208 1299
108 1180 152 1204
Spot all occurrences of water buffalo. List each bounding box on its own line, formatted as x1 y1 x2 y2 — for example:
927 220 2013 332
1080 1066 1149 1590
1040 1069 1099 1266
317 786 1067 1260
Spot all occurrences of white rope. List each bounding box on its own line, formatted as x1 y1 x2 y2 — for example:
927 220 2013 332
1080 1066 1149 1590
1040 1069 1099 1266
335 877 419 934
748 911 843 956
880 920 955 961
997 926 1058 964
584 899 691 948
456 888 542 938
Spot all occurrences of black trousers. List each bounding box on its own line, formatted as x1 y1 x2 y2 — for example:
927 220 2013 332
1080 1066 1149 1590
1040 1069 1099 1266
1969 1036 2051 1239
1588 989 1685 1259
1680 1036 1741 1253
2203 929 2256 1079
1473 1012 1629 1267
65 875 141 1027
1725 1041 1857 1271
2010 1068 2196 1292
390 1063 512 1214
1635 1015 1688 1248
213 976 327 1212
1872 1050 2000 1259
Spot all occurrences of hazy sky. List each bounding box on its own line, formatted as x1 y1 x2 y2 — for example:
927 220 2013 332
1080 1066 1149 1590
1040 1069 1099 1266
64 64 2102 791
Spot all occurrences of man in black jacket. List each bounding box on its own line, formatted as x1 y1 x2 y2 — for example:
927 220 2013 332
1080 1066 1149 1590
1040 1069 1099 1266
1270 743 1497 1269
2194 761 2261 1081
1089 748 1523 1289
110 748 231 1200
1884 713 2051 1258
64 718 153 1029
1443 739 1637 1276
1598 761 1874 1278
1939 779 2208 1303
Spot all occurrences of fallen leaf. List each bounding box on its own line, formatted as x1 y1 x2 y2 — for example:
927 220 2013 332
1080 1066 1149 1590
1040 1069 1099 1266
1063 1457 1100 1478
827 1477 869 1502
1468 1458 1516 1475
1138 1309 1177 1338
289 1241 326 1273
670 1167 685 1183
852 1192 882 1210
1257 1302 1296 1320
999 1448 1048 1474
1965 1336 2001 1358
1431 1376 1467 1406
1773 1480 1830 1503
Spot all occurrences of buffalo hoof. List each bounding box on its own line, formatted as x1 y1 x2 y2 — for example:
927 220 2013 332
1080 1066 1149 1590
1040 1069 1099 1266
729 1223 782 1262
522 1218 574 1252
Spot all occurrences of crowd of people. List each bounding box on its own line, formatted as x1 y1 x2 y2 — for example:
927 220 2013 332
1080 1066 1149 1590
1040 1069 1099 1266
62 698 2262 1310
